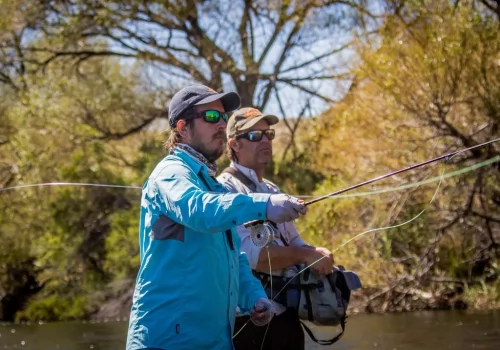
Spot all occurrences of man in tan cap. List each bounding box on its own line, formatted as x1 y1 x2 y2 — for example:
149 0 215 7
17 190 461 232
217 107 335 350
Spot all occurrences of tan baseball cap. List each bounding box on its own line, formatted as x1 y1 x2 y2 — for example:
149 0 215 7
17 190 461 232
227 107 279 138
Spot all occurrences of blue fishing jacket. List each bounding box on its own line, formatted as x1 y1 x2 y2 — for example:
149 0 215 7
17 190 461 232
126 147 270 350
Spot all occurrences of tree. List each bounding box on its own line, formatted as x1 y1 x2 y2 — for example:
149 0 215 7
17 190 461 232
296 0 500 311
0 38 164 320
10 0 379 154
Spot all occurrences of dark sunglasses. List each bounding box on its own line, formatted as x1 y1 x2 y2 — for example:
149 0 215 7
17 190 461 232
194 110 228 124
235 129 276 142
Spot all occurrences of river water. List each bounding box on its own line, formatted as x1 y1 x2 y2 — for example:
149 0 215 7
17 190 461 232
0 310 499 350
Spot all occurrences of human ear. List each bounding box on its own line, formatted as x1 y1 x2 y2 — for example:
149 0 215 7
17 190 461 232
176 120 190 138
228 138 240 152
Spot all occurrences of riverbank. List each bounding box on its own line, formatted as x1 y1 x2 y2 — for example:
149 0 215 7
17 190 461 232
88 277 499 322
4 271 498 324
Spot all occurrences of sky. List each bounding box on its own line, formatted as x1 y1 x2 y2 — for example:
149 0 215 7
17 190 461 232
108 0 384 122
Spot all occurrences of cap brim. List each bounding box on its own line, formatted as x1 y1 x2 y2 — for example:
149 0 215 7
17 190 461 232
195 91 241 112
236 114 279 133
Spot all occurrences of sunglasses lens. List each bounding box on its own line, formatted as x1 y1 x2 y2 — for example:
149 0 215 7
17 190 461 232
265 130 275 140
240 129 276 142
204 110 220 123
236 129 275 142
247 131 263 141
203 110 228 123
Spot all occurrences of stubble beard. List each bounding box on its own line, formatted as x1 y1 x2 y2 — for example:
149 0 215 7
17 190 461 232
191 134 226 163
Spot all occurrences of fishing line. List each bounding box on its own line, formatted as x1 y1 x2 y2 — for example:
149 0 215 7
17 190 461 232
243 138 500 228
331 165 445 255
303 138 499 206
232 248 273 342
1 140 497 345
0 182 141 192
267 147 499 303
314 155 499 200
270 163 448 302
232 319 250 339
2 137 499 196
260 248 273 350
267 248 273 301
1 156 497 199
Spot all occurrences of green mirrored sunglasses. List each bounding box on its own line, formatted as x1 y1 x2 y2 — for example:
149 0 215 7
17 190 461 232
196 110 228 124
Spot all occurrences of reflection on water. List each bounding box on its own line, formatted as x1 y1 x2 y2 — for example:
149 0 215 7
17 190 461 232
0 310 499 350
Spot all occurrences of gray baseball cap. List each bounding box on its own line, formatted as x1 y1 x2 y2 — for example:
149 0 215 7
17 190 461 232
168 85 241 128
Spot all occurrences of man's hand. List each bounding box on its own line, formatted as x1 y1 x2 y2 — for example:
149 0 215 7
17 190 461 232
250 298 275 326
266 194 307 223
303 247 334 275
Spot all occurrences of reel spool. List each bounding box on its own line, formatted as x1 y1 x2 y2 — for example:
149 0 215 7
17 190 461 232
249 221 278 248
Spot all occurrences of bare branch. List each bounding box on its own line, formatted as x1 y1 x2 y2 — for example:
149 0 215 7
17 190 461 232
478 0 500 19
276 80 339 104
279 40 356 74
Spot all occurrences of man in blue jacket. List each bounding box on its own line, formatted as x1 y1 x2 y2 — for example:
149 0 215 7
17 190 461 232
126 85 307 350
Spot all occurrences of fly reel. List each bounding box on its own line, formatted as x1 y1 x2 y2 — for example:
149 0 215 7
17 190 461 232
249 221 278 248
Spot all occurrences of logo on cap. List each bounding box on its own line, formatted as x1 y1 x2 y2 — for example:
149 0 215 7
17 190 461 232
207 87 217 93
244 108 261 119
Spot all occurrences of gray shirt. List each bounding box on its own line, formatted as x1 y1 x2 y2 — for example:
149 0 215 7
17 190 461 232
217 161 310 276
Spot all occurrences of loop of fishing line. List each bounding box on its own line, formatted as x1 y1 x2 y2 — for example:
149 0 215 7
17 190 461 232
265 143 499 308
267 156 452 305
234 161 453 345
234 141 496 344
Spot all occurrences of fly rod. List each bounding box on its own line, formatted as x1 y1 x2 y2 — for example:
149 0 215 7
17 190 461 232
244 138 499 228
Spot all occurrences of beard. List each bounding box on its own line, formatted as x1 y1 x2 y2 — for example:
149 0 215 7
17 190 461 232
190 130 227 163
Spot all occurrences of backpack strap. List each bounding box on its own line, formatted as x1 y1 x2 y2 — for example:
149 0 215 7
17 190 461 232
221 166 256 191
302 269 314 322
300 318 346 346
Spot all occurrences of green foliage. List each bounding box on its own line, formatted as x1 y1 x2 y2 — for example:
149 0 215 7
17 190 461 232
297 0 500 310
16 295 89 322
0 36 160 321
270 155 326 195
104 205 141 279
462 273 500 310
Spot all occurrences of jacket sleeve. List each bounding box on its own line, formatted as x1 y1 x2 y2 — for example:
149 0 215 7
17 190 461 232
154 162 271 234
237 248 267 314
